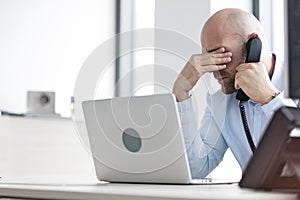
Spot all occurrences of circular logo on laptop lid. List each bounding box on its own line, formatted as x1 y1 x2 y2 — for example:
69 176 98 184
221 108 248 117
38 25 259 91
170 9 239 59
122 128 142 152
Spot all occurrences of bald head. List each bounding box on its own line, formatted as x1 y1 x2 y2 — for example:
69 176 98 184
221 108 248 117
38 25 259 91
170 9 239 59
201 8 264 50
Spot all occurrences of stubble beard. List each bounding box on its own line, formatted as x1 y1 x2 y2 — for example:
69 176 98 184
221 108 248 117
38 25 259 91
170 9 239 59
220 76 237 94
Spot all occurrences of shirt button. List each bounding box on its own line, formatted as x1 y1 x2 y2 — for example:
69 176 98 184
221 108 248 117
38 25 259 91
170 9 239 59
256 105 261 110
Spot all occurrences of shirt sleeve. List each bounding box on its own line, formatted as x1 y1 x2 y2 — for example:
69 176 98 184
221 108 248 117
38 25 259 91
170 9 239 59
177 94 228 179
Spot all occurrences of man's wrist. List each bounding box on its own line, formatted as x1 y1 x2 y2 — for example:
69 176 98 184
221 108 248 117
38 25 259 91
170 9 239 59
271 90 281 99
173 87 189 102
261 88 280 105
173 90 189 102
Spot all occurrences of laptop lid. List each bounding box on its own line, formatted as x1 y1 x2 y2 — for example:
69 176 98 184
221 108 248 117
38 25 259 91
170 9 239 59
82 93 192 184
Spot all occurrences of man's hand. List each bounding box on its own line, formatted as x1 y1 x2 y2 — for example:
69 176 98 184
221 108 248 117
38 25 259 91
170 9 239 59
235 62 278 104
173 47 232 102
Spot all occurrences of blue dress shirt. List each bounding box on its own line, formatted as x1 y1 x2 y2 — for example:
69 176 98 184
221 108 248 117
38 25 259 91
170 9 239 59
177 59 297 179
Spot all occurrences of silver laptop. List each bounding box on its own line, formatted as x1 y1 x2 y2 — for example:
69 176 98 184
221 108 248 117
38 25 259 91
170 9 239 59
82 93 236 184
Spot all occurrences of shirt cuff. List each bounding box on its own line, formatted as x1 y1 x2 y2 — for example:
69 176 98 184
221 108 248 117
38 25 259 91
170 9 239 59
261 91 297 118
177 96 194 124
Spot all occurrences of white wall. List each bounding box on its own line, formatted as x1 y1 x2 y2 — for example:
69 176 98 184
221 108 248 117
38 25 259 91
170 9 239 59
154 0 210 95
271 0 284 61
0 0 115 117
210 0 252 13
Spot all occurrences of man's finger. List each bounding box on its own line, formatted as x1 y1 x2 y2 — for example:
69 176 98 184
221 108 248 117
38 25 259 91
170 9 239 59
195 64 227 72
197 56 231 66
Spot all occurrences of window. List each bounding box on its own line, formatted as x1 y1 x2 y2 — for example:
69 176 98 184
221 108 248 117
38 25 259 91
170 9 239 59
115 0 155 97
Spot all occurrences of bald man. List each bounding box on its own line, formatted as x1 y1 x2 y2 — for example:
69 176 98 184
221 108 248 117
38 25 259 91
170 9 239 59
173 8 297 178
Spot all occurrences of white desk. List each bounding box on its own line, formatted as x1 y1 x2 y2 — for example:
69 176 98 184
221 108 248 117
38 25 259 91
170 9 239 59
0 181 298 200
0 116 298 200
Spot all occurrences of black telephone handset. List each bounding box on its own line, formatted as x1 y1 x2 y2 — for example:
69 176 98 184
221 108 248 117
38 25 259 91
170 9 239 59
236 37 262 101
